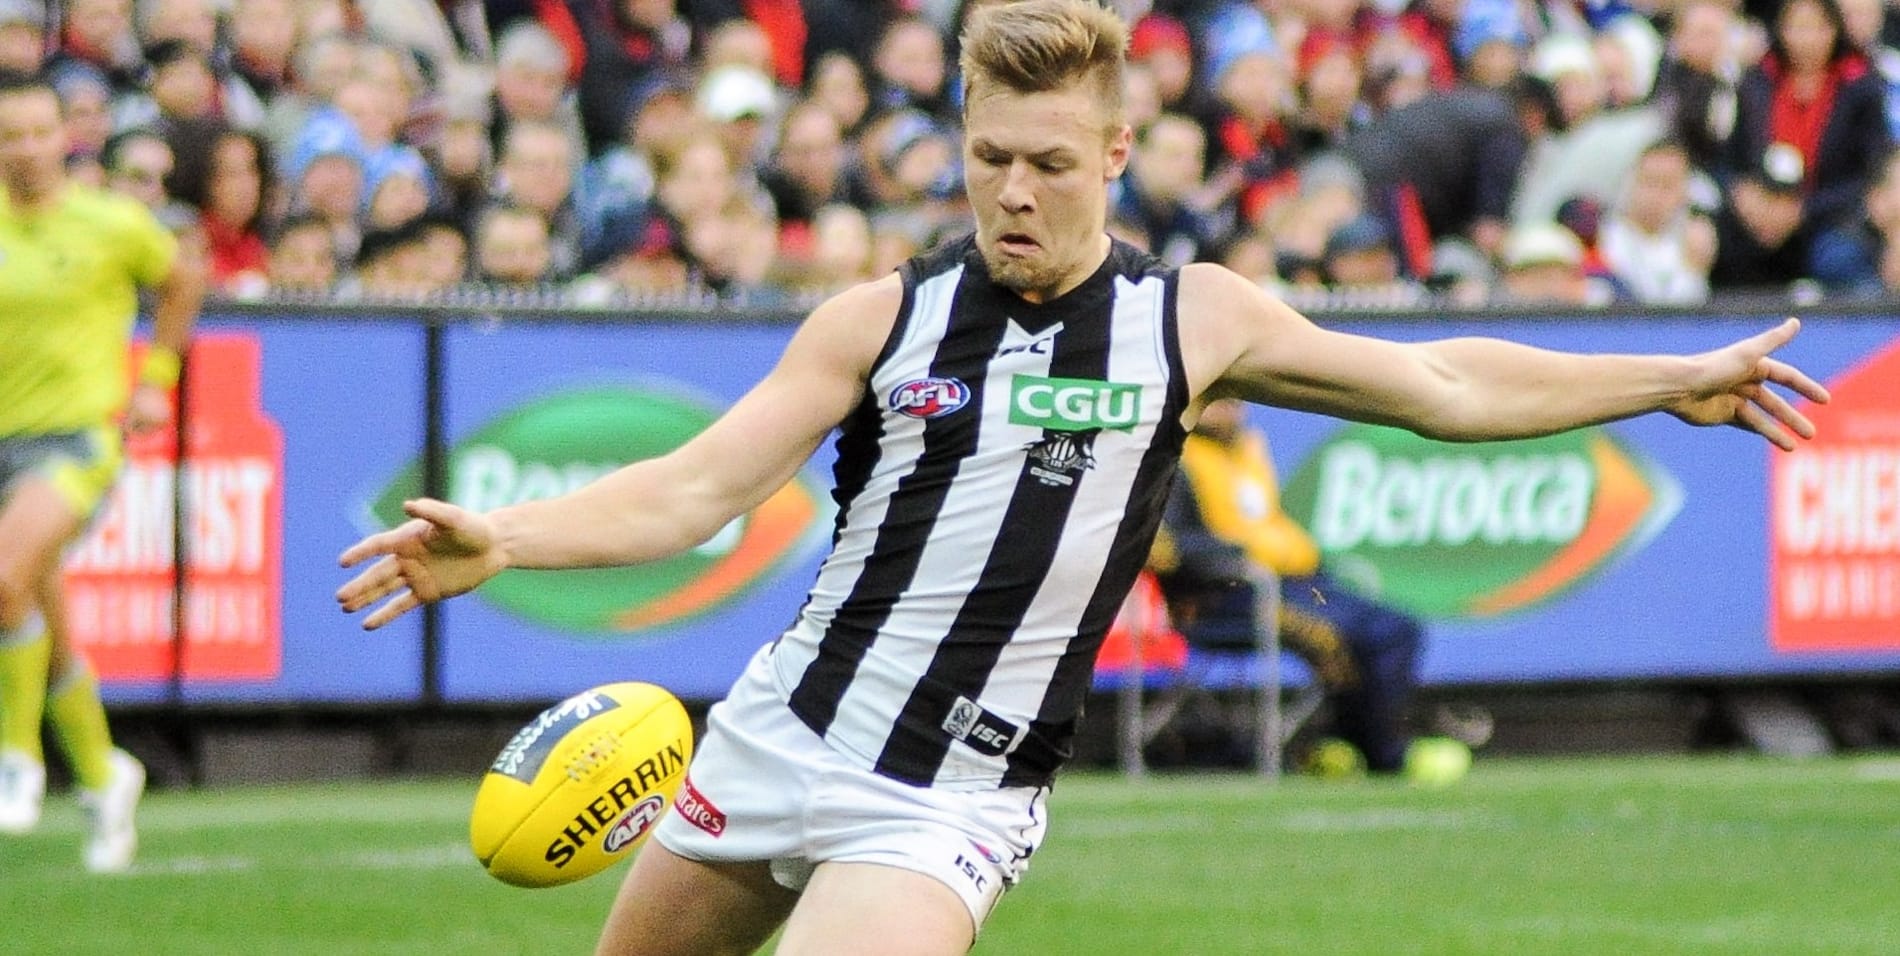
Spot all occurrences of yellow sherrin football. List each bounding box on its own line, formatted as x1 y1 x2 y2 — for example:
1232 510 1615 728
469 682 693 888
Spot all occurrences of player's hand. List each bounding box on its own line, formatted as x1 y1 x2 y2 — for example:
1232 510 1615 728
124 383 173 435
1667 318 1830 450
336 498 506 629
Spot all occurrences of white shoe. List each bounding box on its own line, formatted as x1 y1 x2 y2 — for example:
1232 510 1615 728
78 748 144 873
0 749 45 834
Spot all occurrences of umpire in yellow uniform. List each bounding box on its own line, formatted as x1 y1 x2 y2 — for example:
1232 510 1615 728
0 71 204 872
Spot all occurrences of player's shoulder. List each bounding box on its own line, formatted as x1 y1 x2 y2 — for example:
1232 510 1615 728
803 272 905 346
60 184 165 232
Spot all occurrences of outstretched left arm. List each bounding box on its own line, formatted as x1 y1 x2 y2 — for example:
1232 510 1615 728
1179 265 1830 449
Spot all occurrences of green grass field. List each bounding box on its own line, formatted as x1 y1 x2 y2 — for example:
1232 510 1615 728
2 755 1897 954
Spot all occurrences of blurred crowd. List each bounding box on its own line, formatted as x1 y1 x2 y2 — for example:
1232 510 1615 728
14 0 1900 307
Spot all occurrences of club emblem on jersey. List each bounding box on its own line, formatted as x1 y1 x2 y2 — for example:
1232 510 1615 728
890 377 971 419
1025 429 1098 487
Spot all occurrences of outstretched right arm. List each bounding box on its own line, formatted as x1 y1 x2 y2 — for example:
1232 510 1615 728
337 275 903 629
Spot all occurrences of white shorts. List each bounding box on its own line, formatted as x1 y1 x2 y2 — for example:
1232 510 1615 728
653 646 1050 929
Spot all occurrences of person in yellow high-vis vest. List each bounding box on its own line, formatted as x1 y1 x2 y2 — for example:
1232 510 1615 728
0 72 204 872
1154 398 1460 778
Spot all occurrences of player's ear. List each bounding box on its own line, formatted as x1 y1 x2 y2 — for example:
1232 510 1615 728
1105 123 1132 181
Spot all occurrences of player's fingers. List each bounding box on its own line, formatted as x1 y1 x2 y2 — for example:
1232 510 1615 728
1760 357 1830 404
339 518 429 567
338 563 406 613
363 591 422 631
336 555 401 608
402 498 470 537
1746 383 1815 440
1735 401 1795 451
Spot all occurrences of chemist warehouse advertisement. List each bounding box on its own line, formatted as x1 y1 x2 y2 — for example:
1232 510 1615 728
1771 334 1900 651
63 334 284 681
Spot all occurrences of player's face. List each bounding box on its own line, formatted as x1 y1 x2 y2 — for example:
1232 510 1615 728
964 78 1131 302
0 89 70 195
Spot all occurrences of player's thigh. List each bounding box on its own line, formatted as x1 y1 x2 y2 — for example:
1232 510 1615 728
594 839 797 956
775 862 975 956
0 478 83 625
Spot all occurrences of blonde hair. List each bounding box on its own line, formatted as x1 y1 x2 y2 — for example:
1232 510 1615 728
959 0 1128 129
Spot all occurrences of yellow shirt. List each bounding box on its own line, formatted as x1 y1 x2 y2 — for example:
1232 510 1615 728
1179 430 1323 577
0 185 176 437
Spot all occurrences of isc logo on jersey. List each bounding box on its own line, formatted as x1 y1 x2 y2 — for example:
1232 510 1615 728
891 377 971 419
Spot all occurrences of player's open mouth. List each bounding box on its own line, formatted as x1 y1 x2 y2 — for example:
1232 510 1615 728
998 233 1039 256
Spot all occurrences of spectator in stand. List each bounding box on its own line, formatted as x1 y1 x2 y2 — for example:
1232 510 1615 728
1123 60 1163 136
1839 0 1900 139
701 18 776 78
1206 45 1301 227
850 108 959 216
763 99 849 261
1715 0 1891 287
800 202 876 292
523 0 691 158
50 0 144 100
51 63 112 177
1599 139 1716 303
344 218 441 299
0 0 43 74
1594 16 1667 110
489 20 581 159
806 51 869 138
1111 112 1232 266
417 214 470 291
1655 0 1747 175
870 16 954 124
1346 80 1525 269
491 120 582 278
473 203 555 288
139 39 234 207
101 127 195 231
1321 212 1426 303
266 212 339 294
1128 13 1213 126
1388 0 1463 91
431 84 495 229
229 0 299 122
1809 149 1900 294
1510 34 1668 228
696 64 780 171
1451 0 1530 90
1494 221 1614 305
1293 31 1372 154
188 130 275 297
363 148 435 232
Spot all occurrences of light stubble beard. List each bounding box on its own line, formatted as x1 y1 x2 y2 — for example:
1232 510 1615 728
980 245 1068 299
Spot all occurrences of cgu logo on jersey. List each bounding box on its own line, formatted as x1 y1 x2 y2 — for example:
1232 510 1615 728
1009 375 1143 433
1281 424 1681 619
368 385 826 634
890 377 971 419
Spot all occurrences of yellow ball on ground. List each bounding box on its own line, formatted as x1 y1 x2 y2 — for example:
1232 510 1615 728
1404 737 1472 788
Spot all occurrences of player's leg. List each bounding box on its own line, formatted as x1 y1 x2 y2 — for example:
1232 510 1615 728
775 861 977 956
39 563 144 872
594 840 797 956
0 474 80 833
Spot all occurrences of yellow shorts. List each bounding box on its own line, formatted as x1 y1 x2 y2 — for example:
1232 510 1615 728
0 427 124 522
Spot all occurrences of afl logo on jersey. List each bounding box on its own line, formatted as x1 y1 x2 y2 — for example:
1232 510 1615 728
890 377 971 419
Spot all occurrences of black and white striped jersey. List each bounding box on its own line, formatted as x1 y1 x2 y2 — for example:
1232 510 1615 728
768 234 1191 790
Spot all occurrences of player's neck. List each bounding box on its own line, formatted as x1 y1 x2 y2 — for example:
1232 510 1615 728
6 178 68 215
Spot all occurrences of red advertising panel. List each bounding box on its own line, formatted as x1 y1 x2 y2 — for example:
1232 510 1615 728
1770 336 1900 651
62 334 286 680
